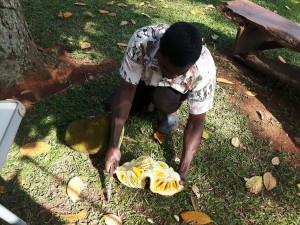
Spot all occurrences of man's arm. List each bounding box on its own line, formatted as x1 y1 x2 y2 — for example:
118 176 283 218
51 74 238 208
105 79 137 173
179 113 205 185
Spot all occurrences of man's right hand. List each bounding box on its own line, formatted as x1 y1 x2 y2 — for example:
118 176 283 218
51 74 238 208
105 147 121 174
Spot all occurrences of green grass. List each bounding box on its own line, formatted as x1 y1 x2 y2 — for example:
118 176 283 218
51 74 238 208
1 0 300 224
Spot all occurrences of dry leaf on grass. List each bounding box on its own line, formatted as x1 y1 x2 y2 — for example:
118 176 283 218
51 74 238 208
20 142 51 157
294 137 300 144
191 10 205 15
116 43 127 47
131 19 136 24
297 183 300 189
216 77 234 84
80 42 91 49
174 215 180 222
67 177 84 202
218 56 229 62
107 1 117 5
148 5 157 8
141 13 150 18
154 131 165 144
271 157 280 165
231 137 240 147
103 214 122 225
180 211 213 225
117 3 128 7
192 184 200 198
147 218 154 224
20 90 32 95
278 55 286 63
74 2 87 6
190 196 197 211
58 12 73 19
108 13 117 16
61 210 87 221
206 4 215 9
120 21 128 26
263 172 277 191
246 176 263 194
99 10 110 14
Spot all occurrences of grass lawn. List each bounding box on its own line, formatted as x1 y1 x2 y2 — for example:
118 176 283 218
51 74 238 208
1 0 299 224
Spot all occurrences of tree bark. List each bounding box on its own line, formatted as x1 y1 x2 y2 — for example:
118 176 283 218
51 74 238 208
0 0 43 86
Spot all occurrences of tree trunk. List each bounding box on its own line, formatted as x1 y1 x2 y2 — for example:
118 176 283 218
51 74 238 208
0 0 44 86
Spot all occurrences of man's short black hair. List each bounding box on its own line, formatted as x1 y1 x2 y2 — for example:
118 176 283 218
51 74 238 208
160 22 202 67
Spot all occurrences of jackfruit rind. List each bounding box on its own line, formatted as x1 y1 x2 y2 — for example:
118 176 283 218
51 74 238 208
65 112 124 154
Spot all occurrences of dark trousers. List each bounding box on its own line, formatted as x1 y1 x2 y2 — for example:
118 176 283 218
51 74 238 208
131 81 189 114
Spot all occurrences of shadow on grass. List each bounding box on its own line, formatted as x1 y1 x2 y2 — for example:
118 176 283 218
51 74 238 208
0 173 65 225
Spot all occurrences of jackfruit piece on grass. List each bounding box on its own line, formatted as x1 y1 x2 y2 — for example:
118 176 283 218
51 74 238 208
149 167 183 196
65 112 124 154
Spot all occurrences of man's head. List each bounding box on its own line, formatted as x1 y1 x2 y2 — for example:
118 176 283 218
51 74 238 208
158 22 202 79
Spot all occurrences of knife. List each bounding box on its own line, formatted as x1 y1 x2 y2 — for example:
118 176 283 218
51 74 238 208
107 165 114 201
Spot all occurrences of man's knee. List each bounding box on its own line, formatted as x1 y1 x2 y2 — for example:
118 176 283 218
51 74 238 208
152 87 182 114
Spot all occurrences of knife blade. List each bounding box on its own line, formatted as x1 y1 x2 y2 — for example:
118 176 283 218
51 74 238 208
107 166 114 201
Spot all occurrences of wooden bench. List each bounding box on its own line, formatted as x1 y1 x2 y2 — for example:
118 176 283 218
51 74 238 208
217 0 300 92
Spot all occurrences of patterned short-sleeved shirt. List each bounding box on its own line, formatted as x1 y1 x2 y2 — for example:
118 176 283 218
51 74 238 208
120 23 216 115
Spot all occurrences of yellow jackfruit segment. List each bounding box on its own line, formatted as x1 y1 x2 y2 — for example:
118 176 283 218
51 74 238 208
115 156 184 196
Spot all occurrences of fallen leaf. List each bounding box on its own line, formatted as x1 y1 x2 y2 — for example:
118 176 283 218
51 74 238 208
271 157 280 165
231 137 240 147
211 34 219 40
20 142 51 157
141 13 150 18
67 177 84 202
246 176 263 194
278 55 286 63
191 10 205 15
103 214 122 225
286 5 291 10
148 5 157 8
263 172 277 191
154 131 165 144
180 211 213 225
174 215 180 222
20 90 32 95
80 41 91 49
294 137 300 144
297 183 300 189
61 210 87 221
147 218 154 224
107 1 117 5
297 193 300 197
162 5 169 8
206 4 215 9
190 196 197 211
0 186 5 193
74 2 87 6
192 184 200 198
246 91 257 97
139 2 145 6
116 42 127 47
256 110 264 120
131 19 136 24
117 3 128 7
202 129 209 139
120 21 128 26
107 13 117 16
58 12 73 19
216 77 234 84
99 10 110 14
145 1 150 4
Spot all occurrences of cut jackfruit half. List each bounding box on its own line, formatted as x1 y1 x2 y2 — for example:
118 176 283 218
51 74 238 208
149 167 183 196
65 112 124 154
115 156 184 196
